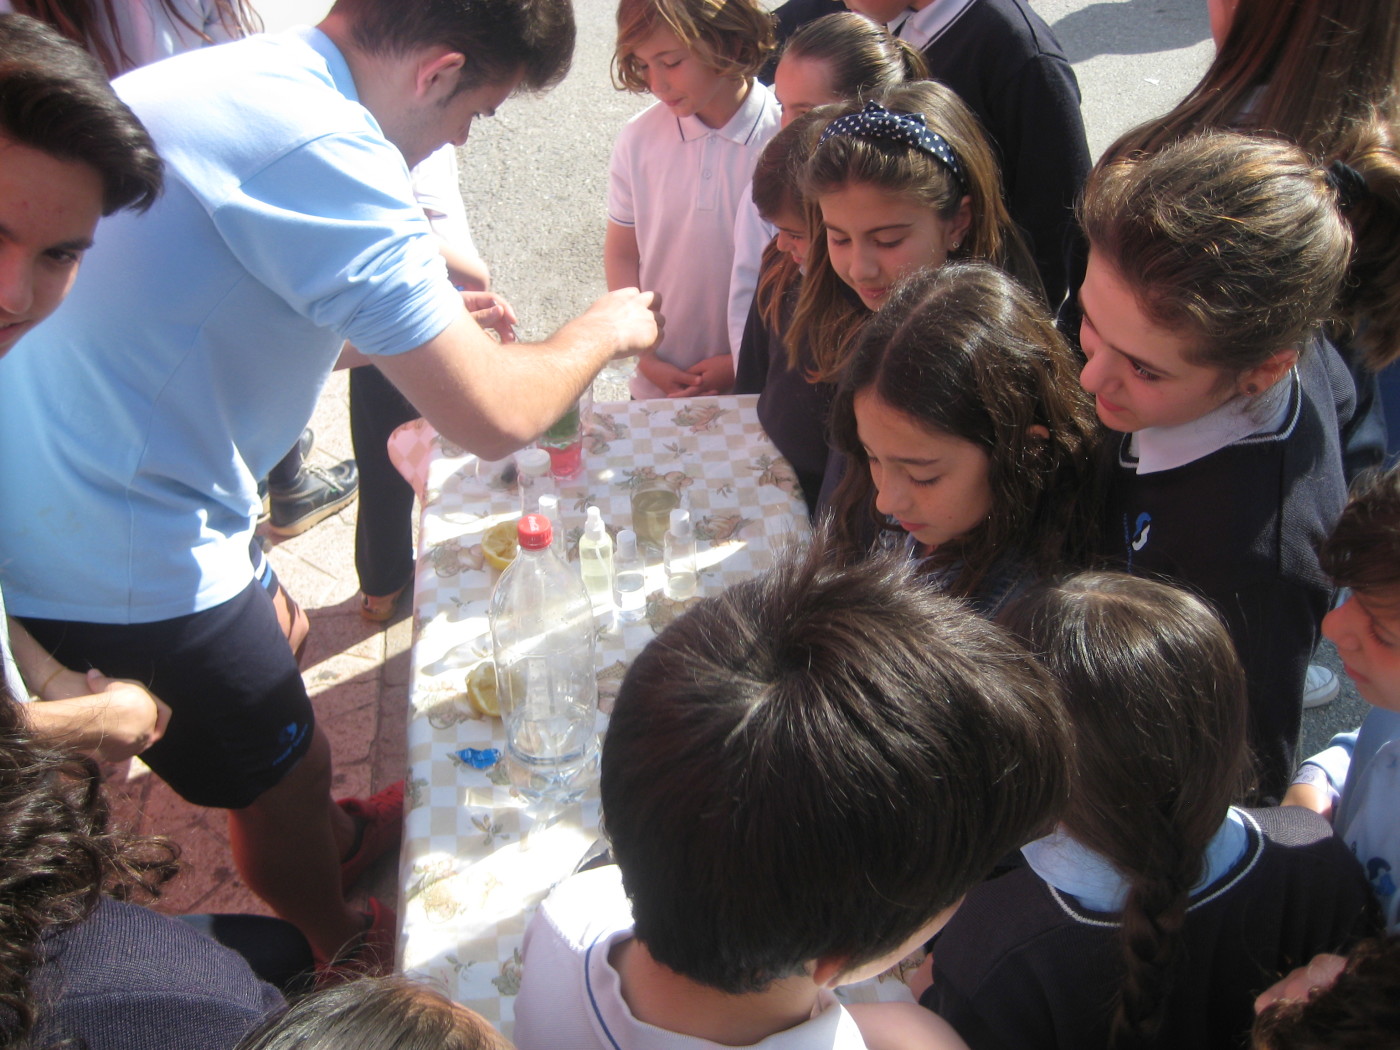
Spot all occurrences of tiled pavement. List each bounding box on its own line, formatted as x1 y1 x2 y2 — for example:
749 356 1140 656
99 369 404 918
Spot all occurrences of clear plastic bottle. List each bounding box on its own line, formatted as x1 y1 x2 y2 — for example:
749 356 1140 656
614 529 646 624
488 514 598 799
577 506 615 618
663 507 698 601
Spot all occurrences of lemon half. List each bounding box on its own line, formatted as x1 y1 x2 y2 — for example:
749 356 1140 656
481 519 520 571
466 662 501 718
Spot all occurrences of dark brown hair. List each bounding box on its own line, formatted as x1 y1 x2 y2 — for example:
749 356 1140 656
1106 1 1400 370
0 692 178 1042
336 0 575 94
1000 572 1252 1048
789 81 1038 382
1319 464 1400 597
829 262 1100 598
1110 0 1399 163
1252 936 1400 1050
1081 131 1354 377
601 525 1070 995
613 0 774 93
0 13 162 214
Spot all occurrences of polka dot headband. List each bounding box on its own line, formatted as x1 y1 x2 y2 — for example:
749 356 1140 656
818 100 967 196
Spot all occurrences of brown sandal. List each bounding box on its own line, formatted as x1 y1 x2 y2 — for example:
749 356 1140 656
359 585 406 624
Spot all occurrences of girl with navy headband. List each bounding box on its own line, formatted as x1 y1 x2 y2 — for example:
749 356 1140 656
788 80 1038 390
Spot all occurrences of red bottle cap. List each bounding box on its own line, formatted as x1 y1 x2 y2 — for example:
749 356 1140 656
517 513 552 550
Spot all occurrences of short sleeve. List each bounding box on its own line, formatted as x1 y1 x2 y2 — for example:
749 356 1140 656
607 124 637 228
210 131 463 357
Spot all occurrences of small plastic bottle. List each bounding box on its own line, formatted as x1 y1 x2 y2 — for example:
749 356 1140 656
613 529 646 624
663 507 698 601
514 447 553 518
577 506 615 619
536 493 564 557
488 515 598 800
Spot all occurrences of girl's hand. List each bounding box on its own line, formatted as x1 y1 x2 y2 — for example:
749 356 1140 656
462 290 519 343
682 354 735 397
639 352 704 397
27 672 173 763
80 670 173 762
36 666 95 701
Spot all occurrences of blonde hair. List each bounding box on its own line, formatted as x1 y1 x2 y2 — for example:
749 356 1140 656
612 0 774 93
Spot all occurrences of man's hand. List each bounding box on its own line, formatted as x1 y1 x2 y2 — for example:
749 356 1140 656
582 287 662 361
1254 952 1347 1014
638 350 703 397
680 353 734 397
462 290 519 343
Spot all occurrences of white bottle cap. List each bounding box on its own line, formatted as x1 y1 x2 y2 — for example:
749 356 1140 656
616 529 638 558
537 493 559 516
669 507 691 537
585 505 605 537
515 447 551 478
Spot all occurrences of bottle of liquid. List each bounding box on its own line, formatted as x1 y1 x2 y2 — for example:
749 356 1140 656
663 507 698 601
536 493 564 558
488 514 598 800
514 447 553 518
577 505 615 619
614 528 646 624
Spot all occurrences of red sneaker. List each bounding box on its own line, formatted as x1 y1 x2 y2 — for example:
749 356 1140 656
338 780 405 892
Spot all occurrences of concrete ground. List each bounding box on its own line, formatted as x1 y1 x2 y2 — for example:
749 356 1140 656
112 0 1366 932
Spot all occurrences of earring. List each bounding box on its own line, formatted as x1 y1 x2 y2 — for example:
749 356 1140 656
951 240 962 251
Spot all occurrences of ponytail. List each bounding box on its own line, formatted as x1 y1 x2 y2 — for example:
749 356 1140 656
1328 123 1400 369
999 573 1252 1046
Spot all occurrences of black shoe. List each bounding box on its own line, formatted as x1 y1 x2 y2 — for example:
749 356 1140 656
257 429 315 525
267 460 359 537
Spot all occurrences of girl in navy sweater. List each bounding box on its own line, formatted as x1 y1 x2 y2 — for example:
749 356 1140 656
827 262 1098 615
1077 131 1400 801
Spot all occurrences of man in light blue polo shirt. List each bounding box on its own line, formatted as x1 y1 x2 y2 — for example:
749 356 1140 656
0 0 660 970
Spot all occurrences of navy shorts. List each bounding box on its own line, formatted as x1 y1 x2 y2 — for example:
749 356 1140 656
20 579 314 809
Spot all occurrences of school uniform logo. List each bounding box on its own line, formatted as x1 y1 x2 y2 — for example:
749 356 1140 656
1123 511 1152 570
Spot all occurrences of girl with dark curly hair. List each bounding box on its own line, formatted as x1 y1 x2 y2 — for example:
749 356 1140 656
0 692 281 1050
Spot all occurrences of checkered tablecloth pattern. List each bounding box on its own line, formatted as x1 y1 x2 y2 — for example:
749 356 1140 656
399 395 811 1031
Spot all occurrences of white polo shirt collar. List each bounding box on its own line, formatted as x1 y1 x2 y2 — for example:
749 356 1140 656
675 79 776 145
890 0 980 50
1125 370 1297 475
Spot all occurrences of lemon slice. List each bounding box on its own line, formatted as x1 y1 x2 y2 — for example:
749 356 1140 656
481 519 520 571
466 661 501 718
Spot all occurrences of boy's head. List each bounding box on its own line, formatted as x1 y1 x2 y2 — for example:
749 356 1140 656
235 976 514 1050
612 0 774 100
0 14 162 357
332 0 575 95
1321 465 1400 713
1252 936 1400 1050
600 529 1071 994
